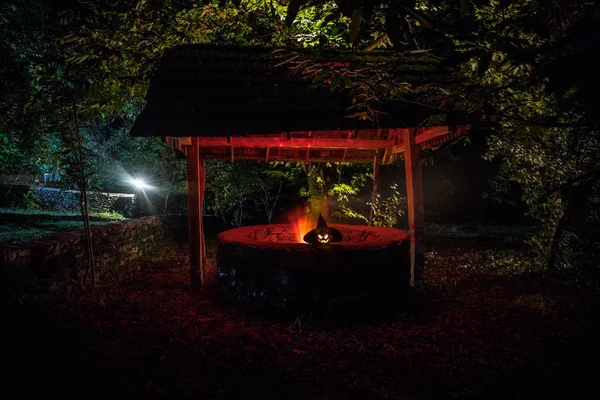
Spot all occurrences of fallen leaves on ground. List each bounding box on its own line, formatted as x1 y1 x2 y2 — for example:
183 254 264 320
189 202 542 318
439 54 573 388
4 243 600 399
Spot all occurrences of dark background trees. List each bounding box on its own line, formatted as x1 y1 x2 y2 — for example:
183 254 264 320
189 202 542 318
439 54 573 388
2 0 599 270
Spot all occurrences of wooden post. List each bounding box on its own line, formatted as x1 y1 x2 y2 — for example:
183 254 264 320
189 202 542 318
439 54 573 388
403 128 425 289
186 137 208 290
369 150 381 224
199 155 208 274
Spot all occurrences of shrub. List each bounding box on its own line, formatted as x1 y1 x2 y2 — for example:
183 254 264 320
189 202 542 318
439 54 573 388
335 184 407 227
23 189 43 210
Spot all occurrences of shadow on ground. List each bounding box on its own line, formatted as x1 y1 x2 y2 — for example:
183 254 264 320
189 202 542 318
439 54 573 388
2 236 599 399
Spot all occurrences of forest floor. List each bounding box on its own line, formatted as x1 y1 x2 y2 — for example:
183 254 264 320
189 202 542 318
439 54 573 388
2 230 600 399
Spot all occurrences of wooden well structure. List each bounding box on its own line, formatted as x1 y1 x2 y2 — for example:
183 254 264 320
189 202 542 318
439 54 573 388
131 45 468 290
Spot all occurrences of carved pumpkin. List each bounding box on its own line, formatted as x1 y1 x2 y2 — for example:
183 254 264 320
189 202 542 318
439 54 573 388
303 214 342 245
317 232 330 244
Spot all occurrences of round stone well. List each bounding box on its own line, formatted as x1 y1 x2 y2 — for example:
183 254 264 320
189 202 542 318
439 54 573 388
216 224 411 316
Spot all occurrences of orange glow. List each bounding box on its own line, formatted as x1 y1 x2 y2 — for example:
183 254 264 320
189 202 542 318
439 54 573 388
287 206 311 243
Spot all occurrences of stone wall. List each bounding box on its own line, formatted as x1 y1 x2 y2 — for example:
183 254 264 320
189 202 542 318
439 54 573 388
1 215 187 284
0 184 136 214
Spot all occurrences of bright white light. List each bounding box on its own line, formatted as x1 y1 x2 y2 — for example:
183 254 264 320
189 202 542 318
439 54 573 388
131 179 150 190
123 173 154 192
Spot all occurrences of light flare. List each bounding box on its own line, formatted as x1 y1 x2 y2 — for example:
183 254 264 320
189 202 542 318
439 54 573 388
131 178 150 190
287 206 311 243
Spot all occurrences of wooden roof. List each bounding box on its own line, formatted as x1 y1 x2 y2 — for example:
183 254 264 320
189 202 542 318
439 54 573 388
130 44 461 138
131 44 468 163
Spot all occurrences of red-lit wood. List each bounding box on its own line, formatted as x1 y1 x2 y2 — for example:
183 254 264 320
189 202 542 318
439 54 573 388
197 137 393 149
197 154 379 163
414 126 449 145
403 128 425 289
199 156 208 278
186 138 212 290
172 125 470 290
165 126 469 163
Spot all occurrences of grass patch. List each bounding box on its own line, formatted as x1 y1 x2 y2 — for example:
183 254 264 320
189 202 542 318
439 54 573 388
426 221 538 239
0 207 125 219
0 207 127 245
425 222 538 250
0 220 116 246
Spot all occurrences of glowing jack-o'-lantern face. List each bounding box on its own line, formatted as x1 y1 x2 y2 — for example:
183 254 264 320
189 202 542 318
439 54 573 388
316 232 330 244
303 213 342 245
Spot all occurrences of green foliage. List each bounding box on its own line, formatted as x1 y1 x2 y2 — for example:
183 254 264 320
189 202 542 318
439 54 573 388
337 183 406 227
205 160 303 225
204 159 377 226
302 161 407 227
60 0 350 121
460 2 600 269
83 118 186 192
0 133 25 173
299 162 371 218
23 189 43 211
93 210 126 220
485 121 600 269
0 132 62 178
15 188 124 214
3 0 600 272
280 0 600 268
1 0 346 218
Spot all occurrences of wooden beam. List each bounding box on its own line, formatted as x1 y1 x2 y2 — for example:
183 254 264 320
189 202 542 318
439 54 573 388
198 156 209 284
186 138 215 290
195 137 394 150
195 153 384 163
169 125 469 164
342 130 352 163
414 126 448 146
383 129 399 164
165 136 191 151
167 127 465 154
414 125 469 147
186 137 203 290
403 128 425 289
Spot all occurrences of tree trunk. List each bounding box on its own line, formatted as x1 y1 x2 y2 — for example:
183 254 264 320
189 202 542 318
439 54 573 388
72 95 94 287
547 205 568 271
78 149 94 287
163 174 175 214
546 188 582 271
262 180 282 224
403 129 425 289
369 151 381 225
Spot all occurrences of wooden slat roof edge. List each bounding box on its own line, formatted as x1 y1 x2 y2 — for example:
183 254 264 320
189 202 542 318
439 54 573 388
164 125 469 164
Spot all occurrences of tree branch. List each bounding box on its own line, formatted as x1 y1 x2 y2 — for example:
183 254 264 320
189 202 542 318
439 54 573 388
365 34 389 51
390 98 596 129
